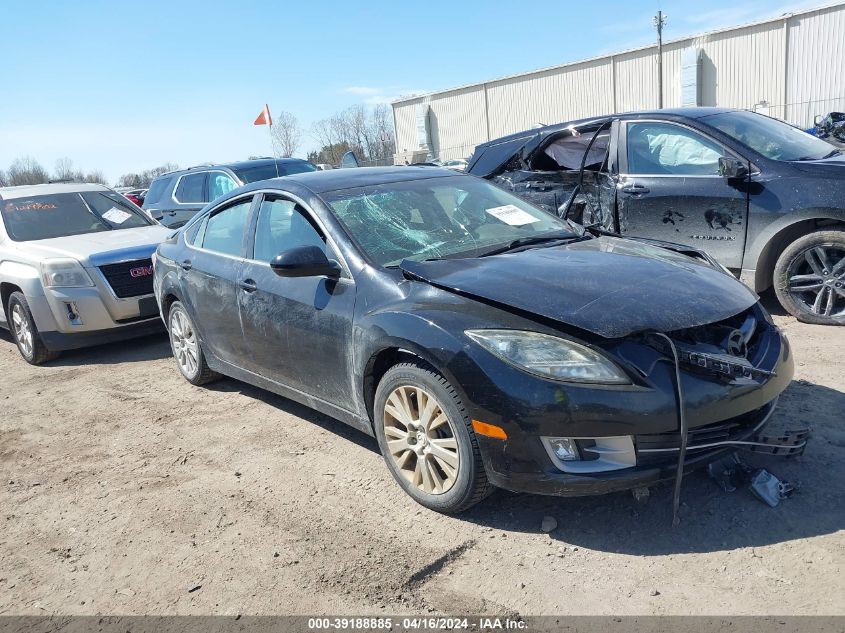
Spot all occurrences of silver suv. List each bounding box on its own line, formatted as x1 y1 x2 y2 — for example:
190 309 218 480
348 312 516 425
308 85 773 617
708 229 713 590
0 183 171 364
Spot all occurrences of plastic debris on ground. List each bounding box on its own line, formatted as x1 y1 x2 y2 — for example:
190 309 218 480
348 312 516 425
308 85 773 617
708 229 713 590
706 451 798 507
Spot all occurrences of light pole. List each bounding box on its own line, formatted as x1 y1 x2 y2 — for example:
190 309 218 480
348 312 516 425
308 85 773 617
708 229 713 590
654 10 667 109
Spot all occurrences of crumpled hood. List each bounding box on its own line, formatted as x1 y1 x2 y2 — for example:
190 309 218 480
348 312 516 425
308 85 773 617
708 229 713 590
400 235 758 338
14 225 172 265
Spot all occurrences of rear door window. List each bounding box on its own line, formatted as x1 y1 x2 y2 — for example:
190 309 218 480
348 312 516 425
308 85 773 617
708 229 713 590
174 173 207 203
144 177 171 206
201 199 252 257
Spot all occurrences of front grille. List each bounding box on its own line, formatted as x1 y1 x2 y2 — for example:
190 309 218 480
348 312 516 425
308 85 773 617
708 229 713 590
98 258 154 298
634 403 772 466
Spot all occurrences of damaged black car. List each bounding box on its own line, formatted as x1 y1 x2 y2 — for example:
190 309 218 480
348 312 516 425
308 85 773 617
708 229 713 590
467 107 845 325
153 167 793 514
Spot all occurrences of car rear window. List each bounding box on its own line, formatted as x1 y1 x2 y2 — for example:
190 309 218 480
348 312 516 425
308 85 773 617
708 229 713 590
144 176 172 206
232 161 317 183
1 191 153 241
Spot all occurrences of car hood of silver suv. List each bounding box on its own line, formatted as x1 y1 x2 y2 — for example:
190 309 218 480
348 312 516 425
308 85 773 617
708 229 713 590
14 225 173 266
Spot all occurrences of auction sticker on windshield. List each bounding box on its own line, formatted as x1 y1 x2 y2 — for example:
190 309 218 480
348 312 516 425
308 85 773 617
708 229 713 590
485 204 539 226
102 207 132 224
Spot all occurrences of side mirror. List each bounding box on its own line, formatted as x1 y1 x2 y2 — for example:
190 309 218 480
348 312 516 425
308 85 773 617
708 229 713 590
270 246 341 278
718 156 749 180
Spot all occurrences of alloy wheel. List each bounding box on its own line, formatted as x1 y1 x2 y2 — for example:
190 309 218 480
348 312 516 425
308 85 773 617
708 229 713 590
787 245 845 318
11 304 33 358
169 308 199 377
382 385 460 495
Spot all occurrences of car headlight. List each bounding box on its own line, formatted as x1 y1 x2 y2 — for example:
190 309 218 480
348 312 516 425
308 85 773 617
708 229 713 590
465 329 630 384
41 258 94 288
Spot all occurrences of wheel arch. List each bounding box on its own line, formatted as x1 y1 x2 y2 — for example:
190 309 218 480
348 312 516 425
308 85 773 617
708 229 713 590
0 282 23 320
746 211 845 292
360 324 470 432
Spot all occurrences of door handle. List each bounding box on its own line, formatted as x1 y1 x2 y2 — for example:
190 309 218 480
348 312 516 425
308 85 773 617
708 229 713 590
621 184 650 195
239 279 257 292
179 259 192 271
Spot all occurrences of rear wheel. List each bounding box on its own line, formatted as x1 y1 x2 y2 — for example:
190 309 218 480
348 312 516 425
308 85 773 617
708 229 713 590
774 230 845 325
167 301 220 385
374 362 492 513
7 292 59 365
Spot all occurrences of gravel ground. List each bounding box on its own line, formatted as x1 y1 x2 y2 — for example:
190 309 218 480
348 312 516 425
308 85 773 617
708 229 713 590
0 293 843 616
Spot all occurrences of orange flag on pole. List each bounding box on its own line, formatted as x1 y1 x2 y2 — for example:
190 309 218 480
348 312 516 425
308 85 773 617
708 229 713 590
254 104 272 126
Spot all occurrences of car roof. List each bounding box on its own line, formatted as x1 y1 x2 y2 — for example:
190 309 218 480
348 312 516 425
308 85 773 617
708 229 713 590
162 157 314 177
0 182 111 200
477 107 740 147
265 165 464 194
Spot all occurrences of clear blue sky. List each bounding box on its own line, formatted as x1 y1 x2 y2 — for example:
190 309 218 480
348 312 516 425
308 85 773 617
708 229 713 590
1 0 822 183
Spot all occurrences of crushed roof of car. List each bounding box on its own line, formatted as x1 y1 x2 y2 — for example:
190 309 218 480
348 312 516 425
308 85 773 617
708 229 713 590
0 182 110 199
475 107 741 148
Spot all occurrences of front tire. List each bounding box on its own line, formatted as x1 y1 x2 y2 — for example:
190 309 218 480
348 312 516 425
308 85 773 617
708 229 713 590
774 230 845 325
167 301 220 385
374 362 492 513
7 292 59 365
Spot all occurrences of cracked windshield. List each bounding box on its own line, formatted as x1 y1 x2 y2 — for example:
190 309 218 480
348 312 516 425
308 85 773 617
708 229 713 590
324 175 573 266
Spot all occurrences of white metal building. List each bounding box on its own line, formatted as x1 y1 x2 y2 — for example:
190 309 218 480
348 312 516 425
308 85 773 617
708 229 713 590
391 2 845 164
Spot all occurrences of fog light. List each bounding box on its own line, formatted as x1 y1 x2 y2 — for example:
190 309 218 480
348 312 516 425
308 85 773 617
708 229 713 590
64 302 83 325
544 437 581 462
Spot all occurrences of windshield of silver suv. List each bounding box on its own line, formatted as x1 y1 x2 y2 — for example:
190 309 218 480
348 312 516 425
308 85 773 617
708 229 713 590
1 191 154 241
705 110 841 161
231 160 317 183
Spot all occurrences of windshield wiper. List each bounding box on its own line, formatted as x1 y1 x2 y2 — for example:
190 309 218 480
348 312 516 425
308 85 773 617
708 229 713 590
478 231 585 257
792 149 841 161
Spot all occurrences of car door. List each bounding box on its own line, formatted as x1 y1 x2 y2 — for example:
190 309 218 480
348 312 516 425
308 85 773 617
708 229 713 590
617 120 750 268
181 195 256 363
238 194 357 409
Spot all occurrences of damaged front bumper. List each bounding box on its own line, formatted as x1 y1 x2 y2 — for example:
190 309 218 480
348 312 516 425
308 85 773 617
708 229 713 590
461 309 795 498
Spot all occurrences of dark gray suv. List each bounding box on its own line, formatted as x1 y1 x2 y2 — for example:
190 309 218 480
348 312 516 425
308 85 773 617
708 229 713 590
143 158 316 228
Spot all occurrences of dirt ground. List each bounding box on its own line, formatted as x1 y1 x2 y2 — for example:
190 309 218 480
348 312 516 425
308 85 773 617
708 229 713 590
0 292 843 616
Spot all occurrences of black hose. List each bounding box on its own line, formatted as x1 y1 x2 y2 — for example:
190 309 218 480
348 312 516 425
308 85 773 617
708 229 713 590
651 332 688 526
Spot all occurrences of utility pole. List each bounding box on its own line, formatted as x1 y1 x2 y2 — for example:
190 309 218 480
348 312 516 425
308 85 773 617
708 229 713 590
654 10 667 109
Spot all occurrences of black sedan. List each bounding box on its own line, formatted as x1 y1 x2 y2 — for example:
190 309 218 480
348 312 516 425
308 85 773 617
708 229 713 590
153 167 793 513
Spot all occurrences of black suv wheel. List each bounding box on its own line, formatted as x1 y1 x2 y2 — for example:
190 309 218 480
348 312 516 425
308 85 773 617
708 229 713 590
774 230 845 325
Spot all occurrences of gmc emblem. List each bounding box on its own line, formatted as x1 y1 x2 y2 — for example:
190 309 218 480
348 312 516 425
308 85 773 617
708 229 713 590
130 265 154 278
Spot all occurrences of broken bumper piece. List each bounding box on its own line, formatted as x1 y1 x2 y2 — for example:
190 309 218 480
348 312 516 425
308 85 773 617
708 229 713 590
481 399 796 498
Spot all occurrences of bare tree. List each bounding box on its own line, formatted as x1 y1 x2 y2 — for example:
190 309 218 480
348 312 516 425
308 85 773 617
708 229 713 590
7 157 49 186
270 111 303 158
54 157 76 181
0 169 7 187
83 170 107 185
309 104 396 166
117 163 179 188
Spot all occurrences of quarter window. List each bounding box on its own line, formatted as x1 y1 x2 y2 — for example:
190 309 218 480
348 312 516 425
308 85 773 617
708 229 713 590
626 122 724 175
201 199 252 257
253 197 327 263
208 172 238 201
174 173 207 203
